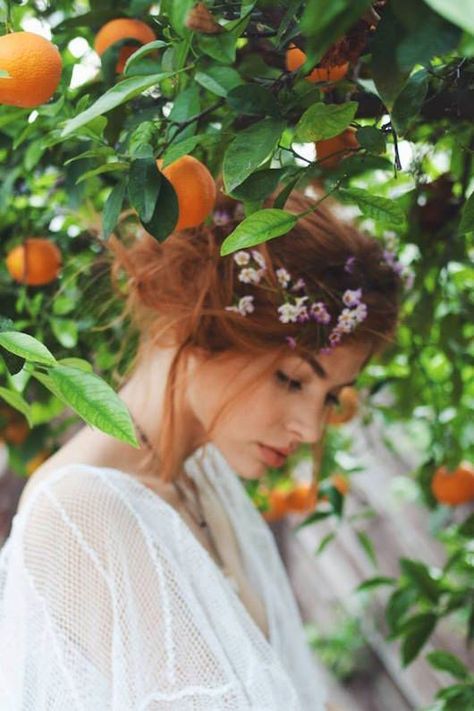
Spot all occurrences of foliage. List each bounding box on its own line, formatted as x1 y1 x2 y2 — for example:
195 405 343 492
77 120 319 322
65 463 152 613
0 0 473 706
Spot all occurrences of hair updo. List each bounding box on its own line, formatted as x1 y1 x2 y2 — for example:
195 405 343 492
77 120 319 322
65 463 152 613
106 182 404 481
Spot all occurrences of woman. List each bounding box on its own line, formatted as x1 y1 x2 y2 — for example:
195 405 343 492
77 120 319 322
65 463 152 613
0 184 404 709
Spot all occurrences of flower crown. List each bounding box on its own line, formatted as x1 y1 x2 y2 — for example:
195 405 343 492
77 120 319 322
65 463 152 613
214 205 413 356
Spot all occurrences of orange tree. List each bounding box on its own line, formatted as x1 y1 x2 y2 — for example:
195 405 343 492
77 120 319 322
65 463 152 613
0 1 473 707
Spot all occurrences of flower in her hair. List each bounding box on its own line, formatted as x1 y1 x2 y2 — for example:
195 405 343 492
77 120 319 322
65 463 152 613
213 209 233 226
337 308 359 333
233 250 251 266
276 267 291 288
251 250 266 270
342 288 362 308
225 295 255 316
344 256 356 274
238 267 264 285
329 330 343 345
291 277 306 292
310 301 331 324
285 336 297 349
353 302 368 322
277 302 302 323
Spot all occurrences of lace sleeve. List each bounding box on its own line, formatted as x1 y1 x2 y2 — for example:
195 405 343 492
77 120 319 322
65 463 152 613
0 466 258 710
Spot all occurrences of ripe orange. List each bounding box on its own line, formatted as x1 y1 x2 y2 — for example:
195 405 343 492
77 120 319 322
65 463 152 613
94 18 157 73
285 44 349 84
0 405 29 445
286 481 318 513
327 385 359 425
329 472 350 496
0 31 62 108
431 462 474 506
6 238 62 286
262 488 288 522
315 128 359 170
156 155 217 231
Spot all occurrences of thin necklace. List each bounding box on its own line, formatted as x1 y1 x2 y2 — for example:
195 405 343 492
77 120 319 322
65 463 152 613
132 416 209 529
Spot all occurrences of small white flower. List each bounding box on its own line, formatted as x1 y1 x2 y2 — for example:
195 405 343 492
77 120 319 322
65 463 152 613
251 250 266 270
234 250 250 266
277 302 300 323
342 288 362 308
337 308 358 333
276 267 291 288
238 267 263 284
291 277 306 292
353 303 368 322
310 302 331 324
238 295 255 315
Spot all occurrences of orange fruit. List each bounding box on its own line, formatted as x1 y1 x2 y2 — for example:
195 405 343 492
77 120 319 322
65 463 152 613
25 449 50 477
327 385 359 424
156 155 217 231
286 481 318 513
0 31 62 108
315 128 359 170
94 18 157 73
262 489 288 522
285 44 349 84
0 405 29 445
6 238 62 286
431 462 474 506
329 472 350 496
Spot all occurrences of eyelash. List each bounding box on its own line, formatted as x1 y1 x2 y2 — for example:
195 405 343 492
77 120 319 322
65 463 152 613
275 370 341 406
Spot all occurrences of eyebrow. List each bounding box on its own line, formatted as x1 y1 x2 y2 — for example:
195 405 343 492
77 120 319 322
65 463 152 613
302 354 357 388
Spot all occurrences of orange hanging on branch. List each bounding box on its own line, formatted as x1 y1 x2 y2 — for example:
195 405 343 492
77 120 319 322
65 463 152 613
431 462 474 506
0 31 62 108
94 18 157 73
156 155 217 231
6 238 62 286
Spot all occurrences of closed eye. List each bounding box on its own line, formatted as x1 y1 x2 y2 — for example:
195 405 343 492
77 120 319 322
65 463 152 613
276 370 340 406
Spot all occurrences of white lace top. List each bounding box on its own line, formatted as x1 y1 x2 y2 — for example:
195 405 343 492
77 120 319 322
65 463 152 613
0 442 327 710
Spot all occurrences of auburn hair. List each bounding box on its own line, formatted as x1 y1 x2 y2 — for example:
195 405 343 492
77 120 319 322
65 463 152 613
106 183 404 482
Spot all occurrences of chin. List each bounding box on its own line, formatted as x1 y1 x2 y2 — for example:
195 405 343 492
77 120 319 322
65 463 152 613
220 445 267 480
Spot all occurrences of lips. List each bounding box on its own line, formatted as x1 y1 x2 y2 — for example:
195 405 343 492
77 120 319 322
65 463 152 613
258 443 289 468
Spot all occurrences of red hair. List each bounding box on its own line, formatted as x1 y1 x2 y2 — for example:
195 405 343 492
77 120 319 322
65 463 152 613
106 184 403 481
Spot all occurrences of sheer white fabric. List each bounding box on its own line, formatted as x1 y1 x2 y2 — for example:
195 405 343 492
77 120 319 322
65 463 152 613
0 442 327 710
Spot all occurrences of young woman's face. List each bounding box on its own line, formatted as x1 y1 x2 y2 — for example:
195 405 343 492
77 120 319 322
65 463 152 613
187 342 373 480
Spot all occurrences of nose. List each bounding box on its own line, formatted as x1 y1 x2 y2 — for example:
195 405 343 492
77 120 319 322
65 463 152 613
285 398 327 446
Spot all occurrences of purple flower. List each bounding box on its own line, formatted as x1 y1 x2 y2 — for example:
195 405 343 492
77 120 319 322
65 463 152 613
285 336 297 349
344 256 356 274
342 288 362 308
310 301 331 324
213 209 232 226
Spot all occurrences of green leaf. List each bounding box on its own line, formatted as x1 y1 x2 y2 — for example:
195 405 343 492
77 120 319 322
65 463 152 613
75 162 129 185
128 151 162 223
301 0 373 64
57 357 94 372
396 12 461 71
355 576 397 593
102 180 126 239
141 172 179 241
229 168 286 202
386 586 419 634
458 513 474 538
338 187 407 229
0 386 33 427
295 509 333 529
400 613 437 666
60 73 170 138
459 191 474 235
424 0 474 34
123 39 168 71
166 84 201 142
370 6 412 108
220 209 298 255
51 319 79 349
226 84 280 117
295 101 358 142
356 126 387 154
356 530 378 567
0 332 57 366
391 69 429 135
315 531 336 555
195 66 243 97
223 118 286 193
48 365 138 447
426 650 470 680
400 558 442 603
